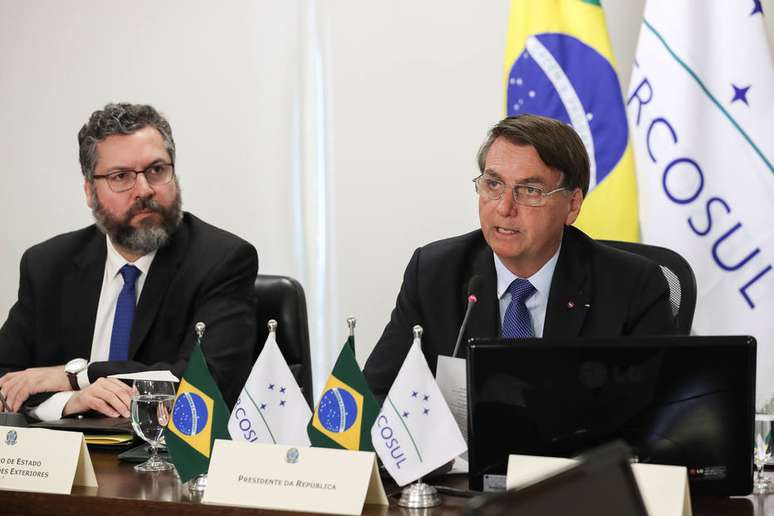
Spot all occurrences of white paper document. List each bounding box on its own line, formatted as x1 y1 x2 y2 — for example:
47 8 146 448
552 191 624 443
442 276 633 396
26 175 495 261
108 370 179 382
435 355 468 459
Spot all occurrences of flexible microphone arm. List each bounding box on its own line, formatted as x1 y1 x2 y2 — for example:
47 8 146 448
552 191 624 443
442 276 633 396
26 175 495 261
452 275 481 358
452 295 478 358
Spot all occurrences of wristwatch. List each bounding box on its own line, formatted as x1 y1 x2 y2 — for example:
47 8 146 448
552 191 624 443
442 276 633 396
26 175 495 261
64 358 88 391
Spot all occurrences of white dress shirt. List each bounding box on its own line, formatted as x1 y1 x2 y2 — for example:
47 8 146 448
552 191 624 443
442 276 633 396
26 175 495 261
494 244 561 338
31 236 156 421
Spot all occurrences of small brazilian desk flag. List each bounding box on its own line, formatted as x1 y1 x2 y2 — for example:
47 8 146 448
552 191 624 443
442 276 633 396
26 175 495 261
164 343 230 483
505 0 638 241
308 340 378 451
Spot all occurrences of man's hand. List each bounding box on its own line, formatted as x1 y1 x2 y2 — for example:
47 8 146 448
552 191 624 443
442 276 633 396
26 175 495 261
0 366 70 412
63 378 133 418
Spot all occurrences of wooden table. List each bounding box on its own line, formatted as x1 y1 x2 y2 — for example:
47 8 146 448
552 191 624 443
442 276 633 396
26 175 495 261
0 448 769 515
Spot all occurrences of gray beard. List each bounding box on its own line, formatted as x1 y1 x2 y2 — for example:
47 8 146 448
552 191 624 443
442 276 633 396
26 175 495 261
91 184 183 255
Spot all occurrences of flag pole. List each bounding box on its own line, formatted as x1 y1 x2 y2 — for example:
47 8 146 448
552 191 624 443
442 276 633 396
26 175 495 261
187 321 209 497
397 325 442 508
346 316 356 353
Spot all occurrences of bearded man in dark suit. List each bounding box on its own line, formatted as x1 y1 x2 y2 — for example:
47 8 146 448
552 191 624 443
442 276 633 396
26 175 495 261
0 103 257 421
364 114 676 399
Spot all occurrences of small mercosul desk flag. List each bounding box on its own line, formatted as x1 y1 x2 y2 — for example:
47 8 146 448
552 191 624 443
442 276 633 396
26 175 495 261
228 324 312 446
308 338 379 451
164 343 230 483
371 334 466 487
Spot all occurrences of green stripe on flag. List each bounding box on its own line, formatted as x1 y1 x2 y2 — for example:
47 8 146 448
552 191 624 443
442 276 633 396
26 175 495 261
386 396 423 463
244 388 276 444
643 18 774 174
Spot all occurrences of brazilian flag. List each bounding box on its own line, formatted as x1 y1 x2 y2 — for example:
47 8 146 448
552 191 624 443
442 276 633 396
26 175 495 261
308 340 378 451
164 343 230 483
505 0 639 241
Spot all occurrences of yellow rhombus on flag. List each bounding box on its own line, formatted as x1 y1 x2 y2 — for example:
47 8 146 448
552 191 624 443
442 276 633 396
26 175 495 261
505 0 639 241
166 379 216 458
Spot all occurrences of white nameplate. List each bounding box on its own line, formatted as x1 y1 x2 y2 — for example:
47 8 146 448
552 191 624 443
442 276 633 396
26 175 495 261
204 440 388 515
507 455 692 516
0 426 97 494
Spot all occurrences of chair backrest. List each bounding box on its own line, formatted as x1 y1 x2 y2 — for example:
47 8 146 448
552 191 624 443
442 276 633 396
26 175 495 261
599 240 697 334
254 274 314 406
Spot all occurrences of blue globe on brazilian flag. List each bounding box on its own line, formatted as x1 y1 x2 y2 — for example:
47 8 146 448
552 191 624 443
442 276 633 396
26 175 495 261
168 380 215 458
163 344 230 483
505 0 638 241
308 337 379 451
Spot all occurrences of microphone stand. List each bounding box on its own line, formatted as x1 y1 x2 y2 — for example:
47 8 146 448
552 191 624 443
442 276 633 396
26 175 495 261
452 295 478 358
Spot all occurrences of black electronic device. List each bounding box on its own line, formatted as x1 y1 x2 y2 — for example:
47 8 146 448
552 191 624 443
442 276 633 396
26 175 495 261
465 441 648 516
466 336 755 496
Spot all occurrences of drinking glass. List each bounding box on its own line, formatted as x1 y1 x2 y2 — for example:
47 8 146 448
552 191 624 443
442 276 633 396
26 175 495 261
130 379 176 472
753 413 774 493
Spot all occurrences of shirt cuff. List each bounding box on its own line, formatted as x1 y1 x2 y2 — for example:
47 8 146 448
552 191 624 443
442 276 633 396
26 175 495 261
77 366 91 390
29 391 75 422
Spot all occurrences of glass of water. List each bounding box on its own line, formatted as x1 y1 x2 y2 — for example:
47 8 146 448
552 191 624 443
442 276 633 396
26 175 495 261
131 379 176 472
753 413 774 493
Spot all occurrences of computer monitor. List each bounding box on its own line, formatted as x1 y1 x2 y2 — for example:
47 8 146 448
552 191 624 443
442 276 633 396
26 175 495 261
466 336 755 496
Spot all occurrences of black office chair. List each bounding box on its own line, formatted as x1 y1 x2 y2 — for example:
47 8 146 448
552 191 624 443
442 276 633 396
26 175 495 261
254 274 314 406
600 240 697 334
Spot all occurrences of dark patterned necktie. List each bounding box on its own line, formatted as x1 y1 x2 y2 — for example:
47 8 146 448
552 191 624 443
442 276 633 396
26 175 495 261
502 278 536 338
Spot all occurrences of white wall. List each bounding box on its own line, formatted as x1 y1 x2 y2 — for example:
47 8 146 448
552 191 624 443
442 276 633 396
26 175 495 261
1 0 773 396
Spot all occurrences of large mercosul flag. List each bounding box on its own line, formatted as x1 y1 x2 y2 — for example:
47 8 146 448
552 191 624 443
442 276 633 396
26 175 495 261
505 0 638 241
371 337 466 487
627 1 774 406
164 344 231 483
308 338 379 451
228 331 312 446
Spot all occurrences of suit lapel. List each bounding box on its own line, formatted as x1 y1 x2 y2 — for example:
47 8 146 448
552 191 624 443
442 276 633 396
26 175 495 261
543 226 592 338
128 221 188 358
63 230 106 358
463 241 500 350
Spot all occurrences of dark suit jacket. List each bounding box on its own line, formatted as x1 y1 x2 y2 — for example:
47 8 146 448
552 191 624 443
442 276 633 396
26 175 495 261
363 225 677 398
0 212 257 409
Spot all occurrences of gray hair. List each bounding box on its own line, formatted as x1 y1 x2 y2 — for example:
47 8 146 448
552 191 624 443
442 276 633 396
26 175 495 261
78 103 176 181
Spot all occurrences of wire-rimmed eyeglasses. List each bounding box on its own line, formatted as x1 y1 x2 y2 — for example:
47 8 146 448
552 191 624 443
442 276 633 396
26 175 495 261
93 163 175 193
473 173 569 207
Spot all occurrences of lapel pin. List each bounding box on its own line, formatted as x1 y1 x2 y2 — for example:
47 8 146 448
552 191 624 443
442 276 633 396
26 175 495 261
584 303 591 309
567 301 575 309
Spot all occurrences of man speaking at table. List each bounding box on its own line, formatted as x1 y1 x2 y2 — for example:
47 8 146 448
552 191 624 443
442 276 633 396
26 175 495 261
364 114 677 399
0 103 257 421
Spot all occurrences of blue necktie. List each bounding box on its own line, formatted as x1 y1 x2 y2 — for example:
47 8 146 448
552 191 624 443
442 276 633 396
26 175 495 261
108 264 141 361
502 278 536 338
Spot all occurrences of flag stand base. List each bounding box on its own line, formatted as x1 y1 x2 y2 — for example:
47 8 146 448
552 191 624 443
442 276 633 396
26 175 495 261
397 481 441 508
187 474 208 495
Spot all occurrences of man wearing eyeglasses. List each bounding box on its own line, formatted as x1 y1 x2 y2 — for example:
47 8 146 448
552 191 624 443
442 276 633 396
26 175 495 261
0 103 257 421
364 114 676 399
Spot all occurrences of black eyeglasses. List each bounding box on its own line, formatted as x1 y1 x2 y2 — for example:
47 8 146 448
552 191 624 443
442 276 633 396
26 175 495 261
93 163 175 193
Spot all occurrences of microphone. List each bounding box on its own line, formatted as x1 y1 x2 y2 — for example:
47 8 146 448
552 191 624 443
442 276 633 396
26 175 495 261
452 275 481 358
0 391 27 427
